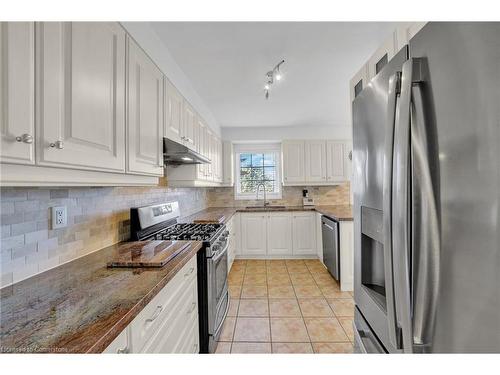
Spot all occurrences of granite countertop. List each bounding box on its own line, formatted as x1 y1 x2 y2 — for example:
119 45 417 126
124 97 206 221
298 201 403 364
0 240 202 353
181 205 353 224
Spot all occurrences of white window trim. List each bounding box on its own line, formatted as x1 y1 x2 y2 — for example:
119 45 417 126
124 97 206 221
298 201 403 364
233 143 282 201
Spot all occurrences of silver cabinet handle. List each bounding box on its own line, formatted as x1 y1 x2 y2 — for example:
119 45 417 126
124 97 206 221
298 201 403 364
15 134 33 144
145 305 163 323
117 347 129 354
348 150 353 161
184 267 195 277
187 302 196 315
49 140 64 149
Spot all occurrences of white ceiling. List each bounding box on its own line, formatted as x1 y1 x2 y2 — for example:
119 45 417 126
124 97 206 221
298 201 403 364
150 22 397 129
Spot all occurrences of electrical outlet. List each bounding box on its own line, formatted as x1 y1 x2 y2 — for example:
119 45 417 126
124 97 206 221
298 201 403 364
52 206 67 229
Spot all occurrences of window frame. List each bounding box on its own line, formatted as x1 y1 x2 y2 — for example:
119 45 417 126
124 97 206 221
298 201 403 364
233 143 282 200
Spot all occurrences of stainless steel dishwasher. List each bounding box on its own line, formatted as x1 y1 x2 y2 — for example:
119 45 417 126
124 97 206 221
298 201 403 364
321 215 339 280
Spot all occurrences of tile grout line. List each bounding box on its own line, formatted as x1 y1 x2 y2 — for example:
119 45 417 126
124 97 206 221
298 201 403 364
286 260 315 352
307 261 354 347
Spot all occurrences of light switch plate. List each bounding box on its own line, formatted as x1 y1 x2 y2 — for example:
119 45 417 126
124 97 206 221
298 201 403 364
52 206 67 229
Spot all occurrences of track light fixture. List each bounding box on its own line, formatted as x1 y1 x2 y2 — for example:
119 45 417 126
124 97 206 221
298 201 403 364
264 59 285 100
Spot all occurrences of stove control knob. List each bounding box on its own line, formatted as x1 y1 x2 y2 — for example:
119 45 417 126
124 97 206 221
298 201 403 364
212 244 220 253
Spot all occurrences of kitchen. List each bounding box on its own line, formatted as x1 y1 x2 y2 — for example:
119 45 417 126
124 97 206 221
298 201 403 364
1 1 499 370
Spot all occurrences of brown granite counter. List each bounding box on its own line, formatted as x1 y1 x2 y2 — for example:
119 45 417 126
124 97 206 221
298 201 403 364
313 205 353 221
180 207 237 224
0 240 202 353
181 205 353 224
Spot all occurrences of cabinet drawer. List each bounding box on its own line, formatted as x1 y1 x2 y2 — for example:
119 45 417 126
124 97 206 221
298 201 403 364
139 278 198 353
103 326 130 354
130 255 196 352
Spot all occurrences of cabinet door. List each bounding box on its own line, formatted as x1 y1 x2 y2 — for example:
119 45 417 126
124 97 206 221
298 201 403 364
241 213 267 256
182 100 196 150
343 141 353 182
222 141 234 186
205 130 213 179
164 79 183 144
292 212 317 255
127 37 164 176
349 63 369 102
103 327 130 354
196 117 206 179
305 140 327 182
267 212 292 256
367 34 396 80
36 22 126 172
282 140 305 183
0 22 35 165
326 141 345 182
216 138 223 182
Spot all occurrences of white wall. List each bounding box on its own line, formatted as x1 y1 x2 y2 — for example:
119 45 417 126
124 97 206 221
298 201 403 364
221 124 352 142
121 22 220 135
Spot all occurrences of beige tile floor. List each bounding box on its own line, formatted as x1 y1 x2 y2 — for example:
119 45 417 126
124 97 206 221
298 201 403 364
215 259 355 354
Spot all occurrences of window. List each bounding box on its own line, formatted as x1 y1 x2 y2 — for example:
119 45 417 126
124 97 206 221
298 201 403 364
234 144 281 200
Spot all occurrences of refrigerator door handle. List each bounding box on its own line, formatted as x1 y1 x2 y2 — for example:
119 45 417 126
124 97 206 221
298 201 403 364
393 58 423 353
383 72 402 350
409 59 441 353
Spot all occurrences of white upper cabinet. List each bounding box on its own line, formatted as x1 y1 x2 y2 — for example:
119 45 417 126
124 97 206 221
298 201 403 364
349 63 369 103
367 34 396 80
195 117 206 180
326 141 345 182
36 22 126 172
0 22 35 165
126 36 164 176
182 100 196 150
305 140 327 182
283 139 349 185
292 212 317 256
267 212 293 256
240 213 267 256
282 140 305 184
395 22 427 52
164 79 183 145
222 141 234 186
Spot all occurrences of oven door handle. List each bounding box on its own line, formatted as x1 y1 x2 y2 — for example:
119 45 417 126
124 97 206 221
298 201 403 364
212 291 230 338
211 241 229 262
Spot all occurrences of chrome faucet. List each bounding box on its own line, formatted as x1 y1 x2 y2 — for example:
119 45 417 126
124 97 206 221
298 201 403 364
256 182 269 207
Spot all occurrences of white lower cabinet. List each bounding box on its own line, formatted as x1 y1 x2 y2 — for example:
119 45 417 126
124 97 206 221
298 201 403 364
239 211 316 258
103 256 199 354
266 212 293 256
292 212 317 256
240 213 267 256
103 327 130 354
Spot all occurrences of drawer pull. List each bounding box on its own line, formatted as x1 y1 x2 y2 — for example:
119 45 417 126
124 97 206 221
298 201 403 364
145 305 163 323
184 267 195 277
117 346 129 354
187 302 197 315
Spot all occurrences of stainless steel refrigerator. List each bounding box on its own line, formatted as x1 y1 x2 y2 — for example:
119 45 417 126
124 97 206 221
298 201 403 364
352 22 500 353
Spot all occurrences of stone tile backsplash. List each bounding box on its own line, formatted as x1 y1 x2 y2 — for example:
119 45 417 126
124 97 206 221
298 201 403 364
0 182 350 288
207 182 351 208
0 186 208 288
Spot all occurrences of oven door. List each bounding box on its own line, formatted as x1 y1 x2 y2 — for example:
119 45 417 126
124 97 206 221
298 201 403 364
207 240 229 349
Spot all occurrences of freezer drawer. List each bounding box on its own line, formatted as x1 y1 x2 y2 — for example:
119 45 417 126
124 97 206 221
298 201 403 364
321 215 339 280
354 307 386 354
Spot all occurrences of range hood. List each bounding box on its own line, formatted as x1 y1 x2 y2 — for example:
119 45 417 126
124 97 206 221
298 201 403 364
163 138 211 166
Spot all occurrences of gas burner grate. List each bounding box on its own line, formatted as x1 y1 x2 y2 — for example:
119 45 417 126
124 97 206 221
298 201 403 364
153 223 223 242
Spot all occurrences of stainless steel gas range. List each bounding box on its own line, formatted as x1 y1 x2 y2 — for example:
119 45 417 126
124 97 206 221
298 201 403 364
130 202 230 353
